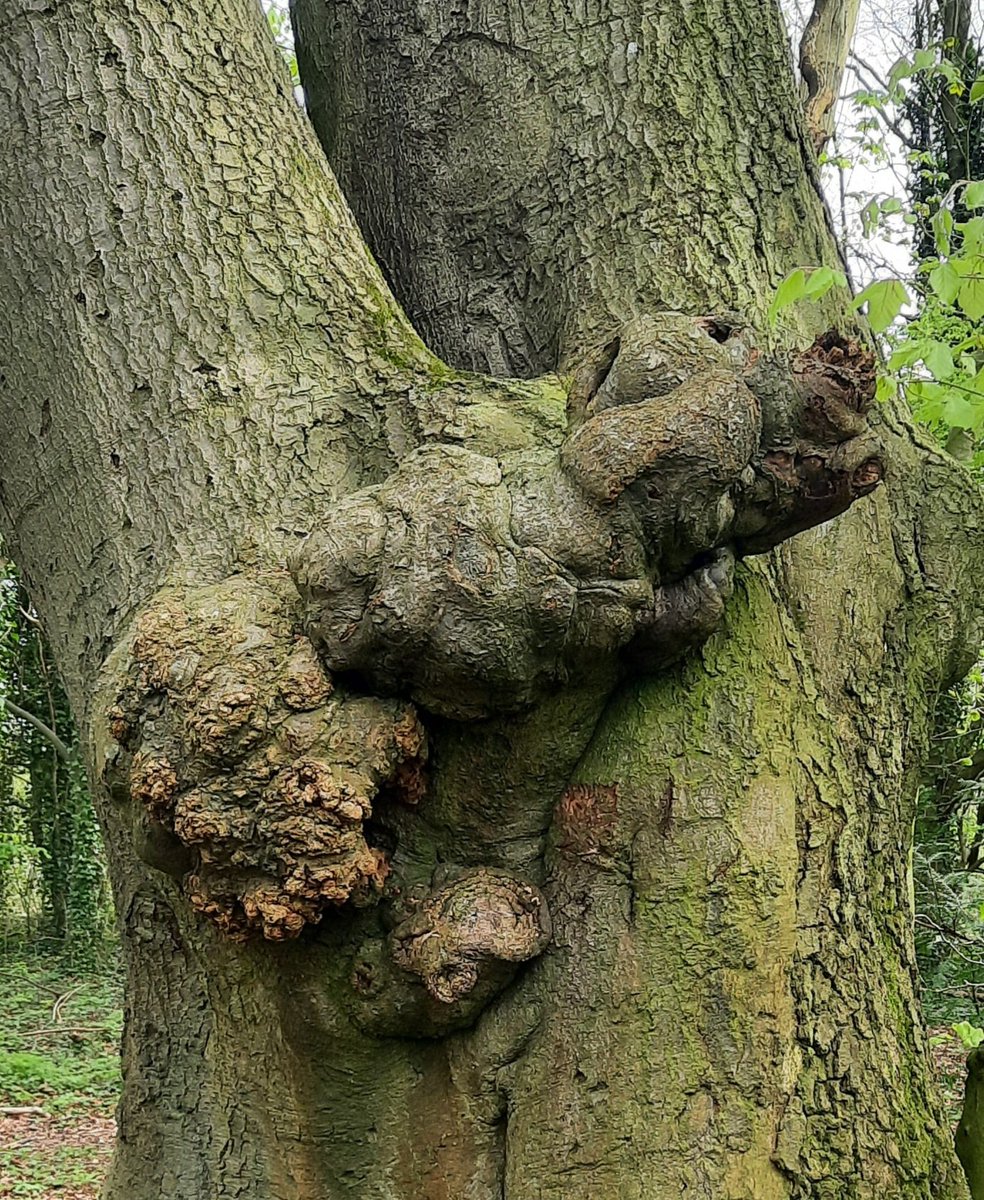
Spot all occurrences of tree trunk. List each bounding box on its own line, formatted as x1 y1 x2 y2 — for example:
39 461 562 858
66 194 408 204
292 0 839 376
0 1 981 1199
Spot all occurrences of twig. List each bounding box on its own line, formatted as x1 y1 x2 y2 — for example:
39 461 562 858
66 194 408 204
29 981 61 997
23 1024 110 1038
52 982 85 1023
0 1106 45 1116
0 697 72 761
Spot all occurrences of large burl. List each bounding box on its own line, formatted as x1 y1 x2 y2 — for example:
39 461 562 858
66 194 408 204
97 312 881 989
99 575 427 940
291 315 882 719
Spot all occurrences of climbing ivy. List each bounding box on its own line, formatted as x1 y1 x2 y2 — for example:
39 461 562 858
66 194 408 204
0 564 109 964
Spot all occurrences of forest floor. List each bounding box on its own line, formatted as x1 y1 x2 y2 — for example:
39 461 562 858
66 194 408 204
0 950 974 1198
0 949 120 1200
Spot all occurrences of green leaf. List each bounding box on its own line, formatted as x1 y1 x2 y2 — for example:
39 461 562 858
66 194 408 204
941 389 979 429
932 209 954 256
966 181 984 209
880 197 903 214
959 276 984 321
960 217 984 255
860 199 880 237
907 379 947 423
966 369 984 428
802 266 848 299
768 267 848 325
929 260 961 305
767 269 808 325
913 47 937 73
888 341 926 370
888 56 913 92
971 79 984 104
953 1021 984 1049
853 279 908 332
875 374 898 405
923 340 956 380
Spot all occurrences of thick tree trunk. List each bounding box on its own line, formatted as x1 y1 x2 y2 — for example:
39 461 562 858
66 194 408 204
0 1 982 1199
292 0 838 376
292 5 984 1190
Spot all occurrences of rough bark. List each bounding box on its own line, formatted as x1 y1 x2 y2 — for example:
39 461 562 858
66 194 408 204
292 0 839 376
799 0 863 153
0 1 981 1200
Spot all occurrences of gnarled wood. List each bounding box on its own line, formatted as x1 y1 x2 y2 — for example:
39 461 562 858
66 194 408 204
0 0 981 1197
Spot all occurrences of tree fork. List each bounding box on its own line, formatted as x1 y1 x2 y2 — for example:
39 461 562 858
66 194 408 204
0 0 982 1198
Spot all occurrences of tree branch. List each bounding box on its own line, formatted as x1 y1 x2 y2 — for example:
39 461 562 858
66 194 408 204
0 696 72 761
799 0 862 152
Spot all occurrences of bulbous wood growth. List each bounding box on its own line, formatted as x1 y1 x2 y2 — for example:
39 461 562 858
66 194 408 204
102 574 425 940
291 321 880 718
0 0 982 1197
97 311 883 1041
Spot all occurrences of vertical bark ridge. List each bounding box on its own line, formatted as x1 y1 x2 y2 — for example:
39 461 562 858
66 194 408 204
798 0 863 153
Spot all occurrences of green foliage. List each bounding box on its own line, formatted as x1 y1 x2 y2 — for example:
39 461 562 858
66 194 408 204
954 1021 984 1049
0 1050 120 1103
0 1144 107 1199
769 25 984 465
888 190 984 463
0 564 111 964
0 949 120 1197
264 1 299 87
0 952 122 1112
767 266 848 325
915 660 984 1032
854 277 910 332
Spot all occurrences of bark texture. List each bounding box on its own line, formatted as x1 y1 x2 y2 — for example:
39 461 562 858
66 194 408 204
799 0 863 153
0 1 981 1199
292 0 838 375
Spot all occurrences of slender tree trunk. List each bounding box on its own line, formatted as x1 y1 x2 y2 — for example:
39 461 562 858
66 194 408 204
798 0 863 154
0 1 981 1199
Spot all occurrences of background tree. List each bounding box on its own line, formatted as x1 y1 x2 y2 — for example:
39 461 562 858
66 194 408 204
0 2 982 1199
0 566 106 961
908 0 983 262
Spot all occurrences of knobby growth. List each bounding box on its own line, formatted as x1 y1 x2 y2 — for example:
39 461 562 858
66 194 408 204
99 313 881 1026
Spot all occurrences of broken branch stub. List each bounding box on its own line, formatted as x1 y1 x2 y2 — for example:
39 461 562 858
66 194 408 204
390 868 551 1004
348 869 552 1037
